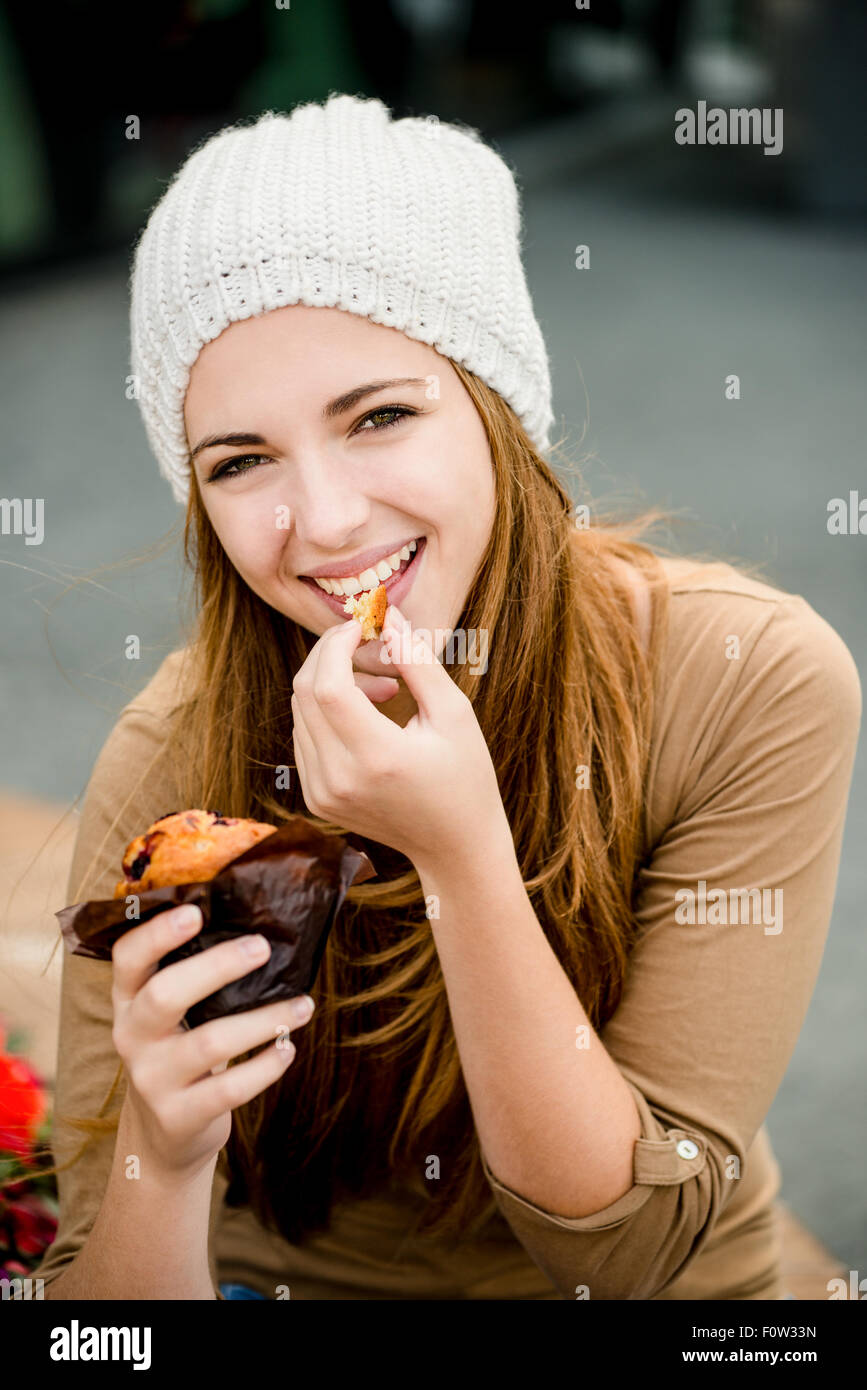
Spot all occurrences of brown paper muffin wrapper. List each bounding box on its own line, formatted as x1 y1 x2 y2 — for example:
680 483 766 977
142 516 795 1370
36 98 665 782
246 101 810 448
55 817 375 1029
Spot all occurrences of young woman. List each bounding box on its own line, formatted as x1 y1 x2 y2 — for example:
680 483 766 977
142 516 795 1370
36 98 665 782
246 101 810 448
33 95 860 1301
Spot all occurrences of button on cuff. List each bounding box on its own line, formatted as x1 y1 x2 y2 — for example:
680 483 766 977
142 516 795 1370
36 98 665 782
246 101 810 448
477 1082 709 1233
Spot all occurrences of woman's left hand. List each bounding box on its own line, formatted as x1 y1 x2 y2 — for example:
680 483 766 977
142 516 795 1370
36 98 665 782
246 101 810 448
290 605 509 870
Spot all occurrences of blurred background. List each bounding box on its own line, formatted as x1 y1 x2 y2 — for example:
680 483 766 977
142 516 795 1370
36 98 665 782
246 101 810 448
0 0 865 1294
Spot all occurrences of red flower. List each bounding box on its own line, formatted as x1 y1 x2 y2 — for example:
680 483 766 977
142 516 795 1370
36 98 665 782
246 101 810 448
2 1193 57 1257
0 1052 46 1155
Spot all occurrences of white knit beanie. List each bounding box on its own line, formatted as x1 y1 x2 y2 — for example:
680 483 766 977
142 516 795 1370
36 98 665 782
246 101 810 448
129 92 555 507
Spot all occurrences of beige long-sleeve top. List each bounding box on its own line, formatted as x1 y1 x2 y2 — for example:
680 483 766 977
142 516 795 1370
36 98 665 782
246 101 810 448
32 557 862 1300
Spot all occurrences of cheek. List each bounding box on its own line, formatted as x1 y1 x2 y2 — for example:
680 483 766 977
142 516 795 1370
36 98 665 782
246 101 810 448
395 426 491 522
210 503 284 578
424 435 494 540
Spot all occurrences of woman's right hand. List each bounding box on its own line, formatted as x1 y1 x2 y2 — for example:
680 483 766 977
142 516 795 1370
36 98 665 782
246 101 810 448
110 903 314 1179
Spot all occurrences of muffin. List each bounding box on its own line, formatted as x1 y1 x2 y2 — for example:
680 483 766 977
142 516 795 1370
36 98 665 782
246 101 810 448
112 808 278 899
343 583 387 641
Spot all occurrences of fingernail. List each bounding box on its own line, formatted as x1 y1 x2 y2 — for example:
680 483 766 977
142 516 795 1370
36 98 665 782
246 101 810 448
293 994 315 1022
173 905 202 934
240 933 269 957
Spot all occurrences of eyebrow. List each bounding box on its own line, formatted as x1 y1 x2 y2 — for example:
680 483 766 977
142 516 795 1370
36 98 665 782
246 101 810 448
188 377 429 460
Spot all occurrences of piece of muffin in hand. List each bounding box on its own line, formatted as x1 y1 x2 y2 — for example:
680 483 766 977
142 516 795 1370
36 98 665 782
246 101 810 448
112 808 278 898
343 583 387 641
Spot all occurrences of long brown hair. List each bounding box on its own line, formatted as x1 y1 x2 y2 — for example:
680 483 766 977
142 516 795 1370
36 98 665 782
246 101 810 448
19 361 768 1247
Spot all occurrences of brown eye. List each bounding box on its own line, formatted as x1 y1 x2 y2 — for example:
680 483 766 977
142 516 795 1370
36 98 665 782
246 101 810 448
208 454 273 482
355 406 416 434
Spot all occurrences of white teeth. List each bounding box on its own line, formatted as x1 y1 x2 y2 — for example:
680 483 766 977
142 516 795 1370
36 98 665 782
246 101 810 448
311 540 420 597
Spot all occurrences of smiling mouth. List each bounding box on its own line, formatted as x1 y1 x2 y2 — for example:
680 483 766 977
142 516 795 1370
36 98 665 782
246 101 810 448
299 537 425 599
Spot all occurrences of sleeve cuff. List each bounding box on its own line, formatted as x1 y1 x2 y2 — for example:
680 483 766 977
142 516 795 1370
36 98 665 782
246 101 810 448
479 1080 709 1231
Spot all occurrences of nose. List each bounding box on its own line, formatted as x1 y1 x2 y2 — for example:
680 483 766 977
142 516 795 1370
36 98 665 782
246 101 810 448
286 450 371 560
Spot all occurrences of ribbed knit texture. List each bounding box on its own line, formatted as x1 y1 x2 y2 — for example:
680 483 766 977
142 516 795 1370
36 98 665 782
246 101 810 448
129 93 554 506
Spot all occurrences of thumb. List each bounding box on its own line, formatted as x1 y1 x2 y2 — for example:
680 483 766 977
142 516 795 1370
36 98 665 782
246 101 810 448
380 605 453 720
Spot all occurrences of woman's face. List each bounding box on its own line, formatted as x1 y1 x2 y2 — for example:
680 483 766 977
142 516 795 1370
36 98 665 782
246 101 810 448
184 305 495 690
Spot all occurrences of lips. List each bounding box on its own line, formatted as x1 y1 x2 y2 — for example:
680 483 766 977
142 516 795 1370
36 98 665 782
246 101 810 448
299 537 426 618
304 539 417 596
299 536 420 583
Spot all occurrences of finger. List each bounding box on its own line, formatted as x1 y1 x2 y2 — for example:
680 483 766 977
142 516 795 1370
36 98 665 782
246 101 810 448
112 902 204 1010
291 686 353 779
313 619 394 740
292 672 351 756
291 691 353 812
292 620 359 754
353 672 401 702
161 1035 300 1131
304 618 399 708
292 616 363 702
291 692 318 805
169 995 315 1088
127 932 274 1041
380 603 461 722
296 619 391 747
291 695 310 792
316 614 365 664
